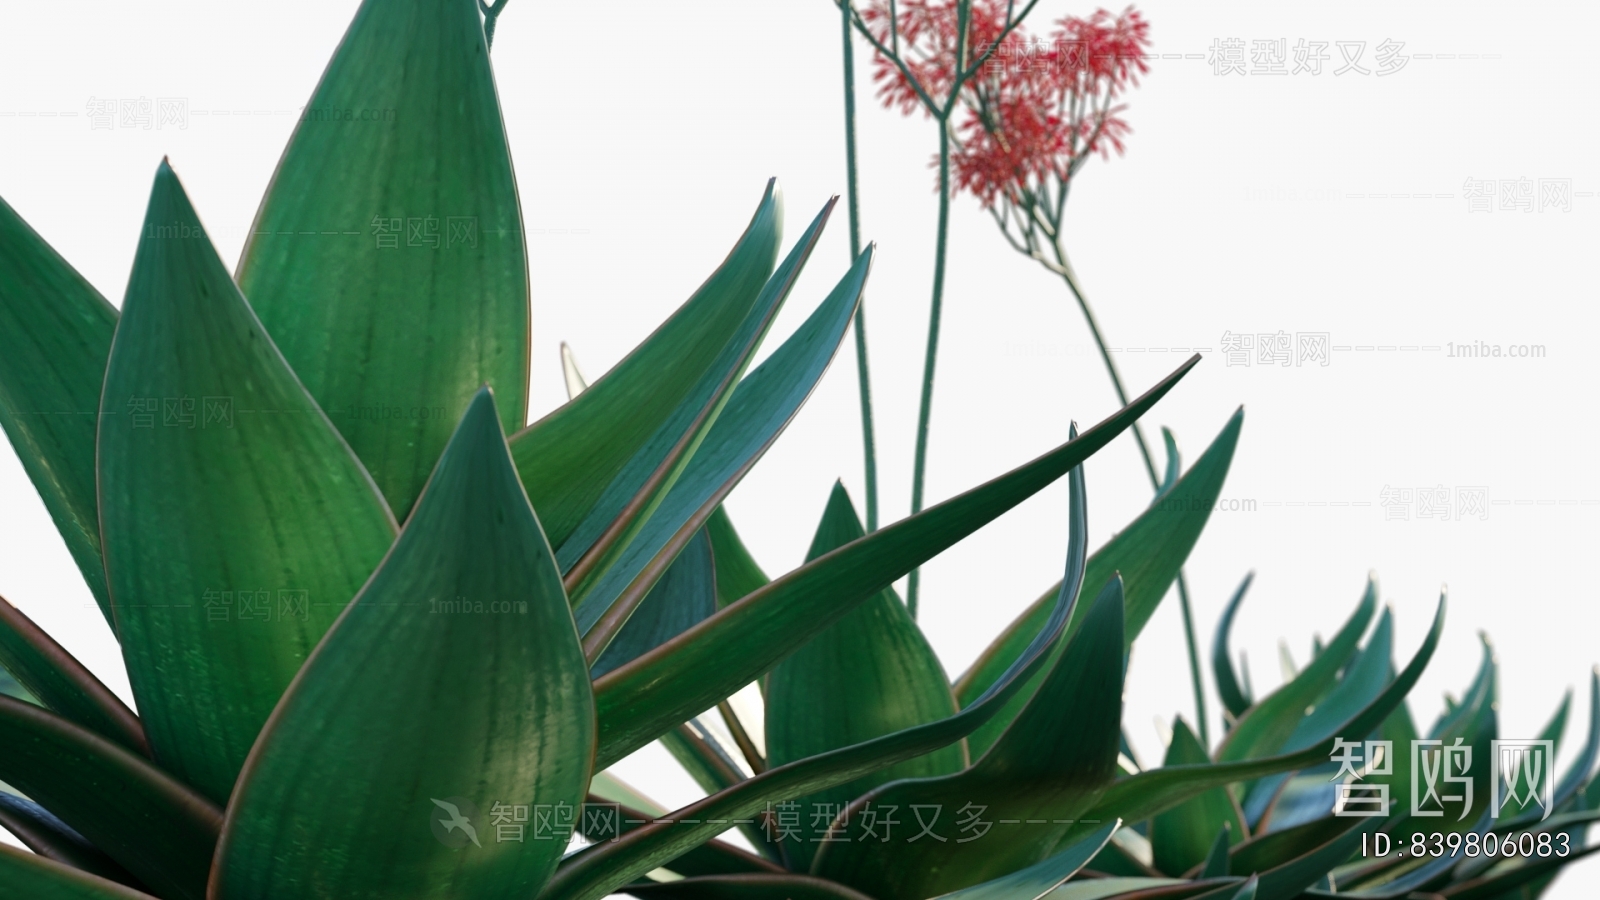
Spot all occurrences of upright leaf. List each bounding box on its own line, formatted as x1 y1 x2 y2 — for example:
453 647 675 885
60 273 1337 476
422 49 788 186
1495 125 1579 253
1150 718 1246 876
955 408 1243 757
707 506 769 609
238 0 529 517
590 355 1195 769
0 697 221 900
0 196 118 625
589 528 717 678
811 578 1126 899
512 185 780 548
212 389 594 900
764 482 963 869
1213 574 1256 722
98 163 398 802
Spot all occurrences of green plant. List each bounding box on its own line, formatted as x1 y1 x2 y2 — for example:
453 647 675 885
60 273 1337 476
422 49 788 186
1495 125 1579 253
0 2 1594 900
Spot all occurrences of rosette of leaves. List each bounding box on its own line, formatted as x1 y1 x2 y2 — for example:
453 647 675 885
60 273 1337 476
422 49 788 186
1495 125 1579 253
0 2 1594 900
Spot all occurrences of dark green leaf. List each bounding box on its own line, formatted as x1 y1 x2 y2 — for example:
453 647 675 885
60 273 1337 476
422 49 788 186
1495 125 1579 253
0 845 159 900
1213 574 1256 722
1437 844 1600 900
0 196 118 626
623 874 876 900
1065 595 1445 846
211 390 593 900
812 577 1126 899
573 242 870 659
512 185 779 550
590 356 1195 769
576 794 785 878
934 820 1120 900
0 792 144 889
1201 824 1232 878
764 482 963 870
542 457 1092 900
0 594 145 755
98 163 398 802
1217 580 1378 765
237 0 529 517
0 697 221 900
955 408 1243 758
590 528 717 678
1150 718 1246 876
707 506 769 609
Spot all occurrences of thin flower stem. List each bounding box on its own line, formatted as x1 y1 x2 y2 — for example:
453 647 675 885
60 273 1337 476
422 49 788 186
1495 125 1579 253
841 0 881 532
1052 243 1211 746
907 120 955 620
478 0 509 49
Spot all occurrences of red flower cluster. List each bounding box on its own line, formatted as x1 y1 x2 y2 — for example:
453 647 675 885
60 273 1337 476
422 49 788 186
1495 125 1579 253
864 2 1151 208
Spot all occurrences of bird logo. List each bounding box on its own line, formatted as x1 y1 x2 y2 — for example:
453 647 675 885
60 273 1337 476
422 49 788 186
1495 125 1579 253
429 796 482 849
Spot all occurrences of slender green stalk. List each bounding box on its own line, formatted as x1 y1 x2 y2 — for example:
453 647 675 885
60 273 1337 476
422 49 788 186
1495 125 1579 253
1053 246 1210 746
840 0 880 532
906 121 955 619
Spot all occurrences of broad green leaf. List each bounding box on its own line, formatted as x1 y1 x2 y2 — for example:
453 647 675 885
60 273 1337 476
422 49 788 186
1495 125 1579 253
512 185 780 550
933 820 1120 900
542 459 1092 900
237 0 529 517
812 577 1126 899
98 163 398 802
764 482 963 869
212 389 593 900
708 505 770 609
1064 596 1445 847
0 697 221 900
562 202 835 616
0 792 144 889
1150 718 1246 876
591 528 717 678
0 595 145 755
1217 580 1378 764
956 407 1243 757
573 241 869 654
0 197 118 626
623 874 875 900
0 845 159 900
590 356 1196 769
1213 574 1256 722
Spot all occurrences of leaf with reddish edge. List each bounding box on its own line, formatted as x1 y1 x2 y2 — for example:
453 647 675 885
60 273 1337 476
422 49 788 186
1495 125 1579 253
0 697 221 900
210 389 593 900
0 844 161 900
0 594 146 755
589 355 1198 771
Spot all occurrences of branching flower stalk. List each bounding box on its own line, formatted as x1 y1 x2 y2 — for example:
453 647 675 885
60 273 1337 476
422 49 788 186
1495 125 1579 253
844 0 1041 617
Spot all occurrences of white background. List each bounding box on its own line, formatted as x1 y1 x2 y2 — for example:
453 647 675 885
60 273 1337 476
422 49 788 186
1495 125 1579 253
1 0 1596 892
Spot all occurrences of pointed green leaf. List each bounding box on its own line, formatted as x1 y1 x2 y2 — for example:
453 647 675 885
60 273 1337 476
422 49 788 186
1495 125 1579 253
0 697 221 900
933 820 1120 900
590 528 716 678
813 577 1126 899
1150 719 1246 876
1213 574 1256 722
0 196 118 626
591 356 1196 769
0 595 145 755
1154 426 1181 500
1201 824 1232 878
561 204 834 615
0 845 159 900
764 483 963 869
98 163 398 802
0 792 144 889
212 389 592 899
708 506 769 609
1217 580 1378 764
955 408 1243 757
542 459 1093 900
1065 596 1445 846
1250 820 1376 900
237 0 529 516
512 185 780 549
573 241 868 654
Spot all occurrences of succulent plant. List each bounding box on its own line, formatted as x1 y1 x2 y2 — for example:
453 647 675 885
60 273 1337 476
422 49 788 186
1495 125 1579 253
0 2 1595 900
